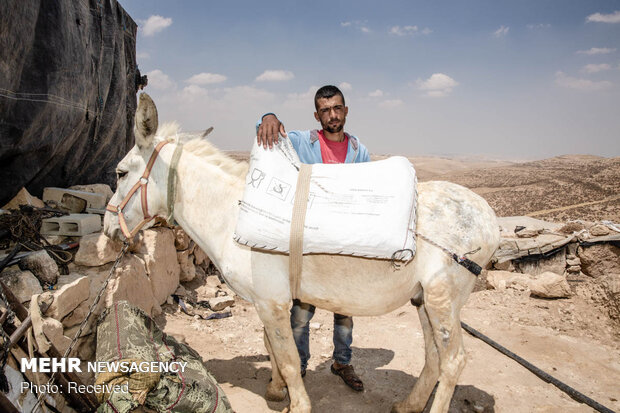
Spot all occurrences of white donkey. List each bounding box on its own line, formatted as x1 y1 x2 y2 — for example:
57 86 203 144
104 94 500 413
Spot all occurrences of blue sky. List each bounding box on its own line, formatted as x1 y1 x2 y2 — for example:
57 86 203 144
120 1 620 158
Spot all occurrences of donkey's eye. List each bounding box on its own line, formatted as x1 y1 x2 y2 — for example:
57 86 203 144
116 170 128 180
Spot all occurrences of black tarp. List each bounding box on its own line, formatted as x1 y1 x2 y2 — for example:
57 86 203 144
0 0 138 206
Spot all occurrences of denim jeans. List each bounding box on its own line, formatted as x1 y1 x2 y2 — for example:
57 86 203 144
290 299 353 371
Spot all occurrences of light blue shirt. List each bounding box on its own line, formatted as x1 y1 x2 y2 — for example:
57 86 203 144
256 118 370 164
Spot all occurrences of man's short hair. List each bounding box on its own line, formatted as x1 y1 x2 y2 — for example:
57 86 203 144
314 85 345 110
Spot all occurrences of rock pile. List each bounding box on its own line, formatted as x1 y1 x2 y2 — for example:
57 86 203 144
487 217 620 322
1 185 237 411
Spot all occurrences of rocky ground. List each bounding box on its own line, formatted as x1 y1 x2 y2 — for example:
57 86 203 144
158 271 620 413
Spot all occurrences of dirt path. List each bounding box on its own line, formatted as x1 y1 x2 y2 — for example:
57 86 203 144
527 194 620 217
157 280 620 413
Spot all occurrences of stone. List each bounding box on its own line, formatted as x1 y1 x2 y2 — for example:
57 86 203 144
529 272 571 298
205 275 221 288
566 265 581 273
194 246 211 267
106 254 156 315
566 242 578 256
208 296 235 311
578 244 620 278
42 235 66 245
18 250 59 285
132 228 181 305
45 274 90 320
589 224 611 237
74 232 123 266
61 299 90 328
486 270 531 291
1 187 45 210
195 283 219 299
177 249 196 282
493 260 515 272
558 221 588 235
68 263 117 330
63 325 97 364
173 227 191 250
175 285 188 297
68 184 114 203
566 257 581 266
152 302 163 316
516 249 566 276
42 317 71 354
310 322 321 330
515 228 540 238
598 273 620 321
0 269 42 303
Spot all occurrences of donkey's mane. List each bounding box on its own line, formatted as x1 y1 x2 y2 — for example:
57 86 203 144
156 122 248 179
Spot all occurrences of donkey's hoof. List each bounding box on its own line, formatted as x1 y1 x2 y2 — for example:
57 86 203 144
266 383 288 402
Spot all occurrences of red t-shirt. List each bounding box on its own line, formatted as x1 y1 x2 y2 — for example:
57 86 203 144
318 130 348 164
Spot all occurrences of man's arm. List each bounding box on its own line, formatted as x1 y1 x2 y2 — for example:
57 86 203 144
256 113 287 149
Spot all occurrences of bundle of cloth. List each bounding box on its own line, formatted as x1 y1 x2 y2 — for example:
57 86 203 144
95 301 231 413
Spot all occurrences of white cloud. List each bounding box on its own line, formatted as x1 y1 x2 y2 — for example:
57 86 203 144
586 11 620 24
369 89 384 97
341 20 371 33
493 25 509 37
286 86 318 102
140 15 172 37
390 25 418 36
555 71 612 91
137 52 150 60
389 25 431 36
146 69 175 90
416 73 458 97
255 70 294 82
582 63 611 74
181 85 208 98
186 72 227 85
527 23 551 29
379 99 403 108
577 47 616 55
338 82 352 91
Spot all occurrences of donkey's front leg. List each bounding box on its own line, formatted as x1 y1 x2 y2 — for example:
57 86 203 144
256 300 311 413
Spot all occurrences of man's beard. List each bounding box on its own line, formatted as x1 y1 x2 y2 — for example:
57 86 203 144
322 120 344 133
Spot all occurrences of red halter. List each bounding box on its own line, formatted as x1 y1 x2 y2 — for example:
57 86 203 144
106 140 169 239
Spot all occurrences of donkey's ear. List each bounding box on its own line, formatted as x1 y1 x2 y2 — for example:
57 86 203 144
134 93 159 149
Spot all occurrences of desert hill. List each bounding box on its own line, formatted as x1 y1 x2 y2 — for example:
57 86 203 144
227 151 620 222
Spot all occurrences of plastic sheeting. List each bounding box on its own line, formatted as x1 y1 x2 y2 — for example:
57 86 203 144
0 0 138 205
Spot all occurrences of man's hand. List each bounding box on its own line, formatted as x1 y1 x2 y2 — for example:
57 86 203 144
257 114 287 149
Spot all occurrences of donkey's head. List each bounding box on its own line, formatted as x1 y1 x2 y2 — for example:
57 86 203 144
103 93 171 242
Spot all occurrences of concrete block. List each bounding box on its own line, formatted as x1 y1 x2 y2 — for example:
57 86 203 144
85 207 106 215
41 213 101 236
42 187 106 210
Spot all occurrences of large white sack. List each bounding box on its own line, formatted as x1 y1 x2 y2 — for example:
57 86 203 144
234 138 417 260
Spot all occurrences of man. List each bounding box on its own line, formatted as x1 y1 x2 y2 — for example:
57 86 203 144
256 85 370 392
